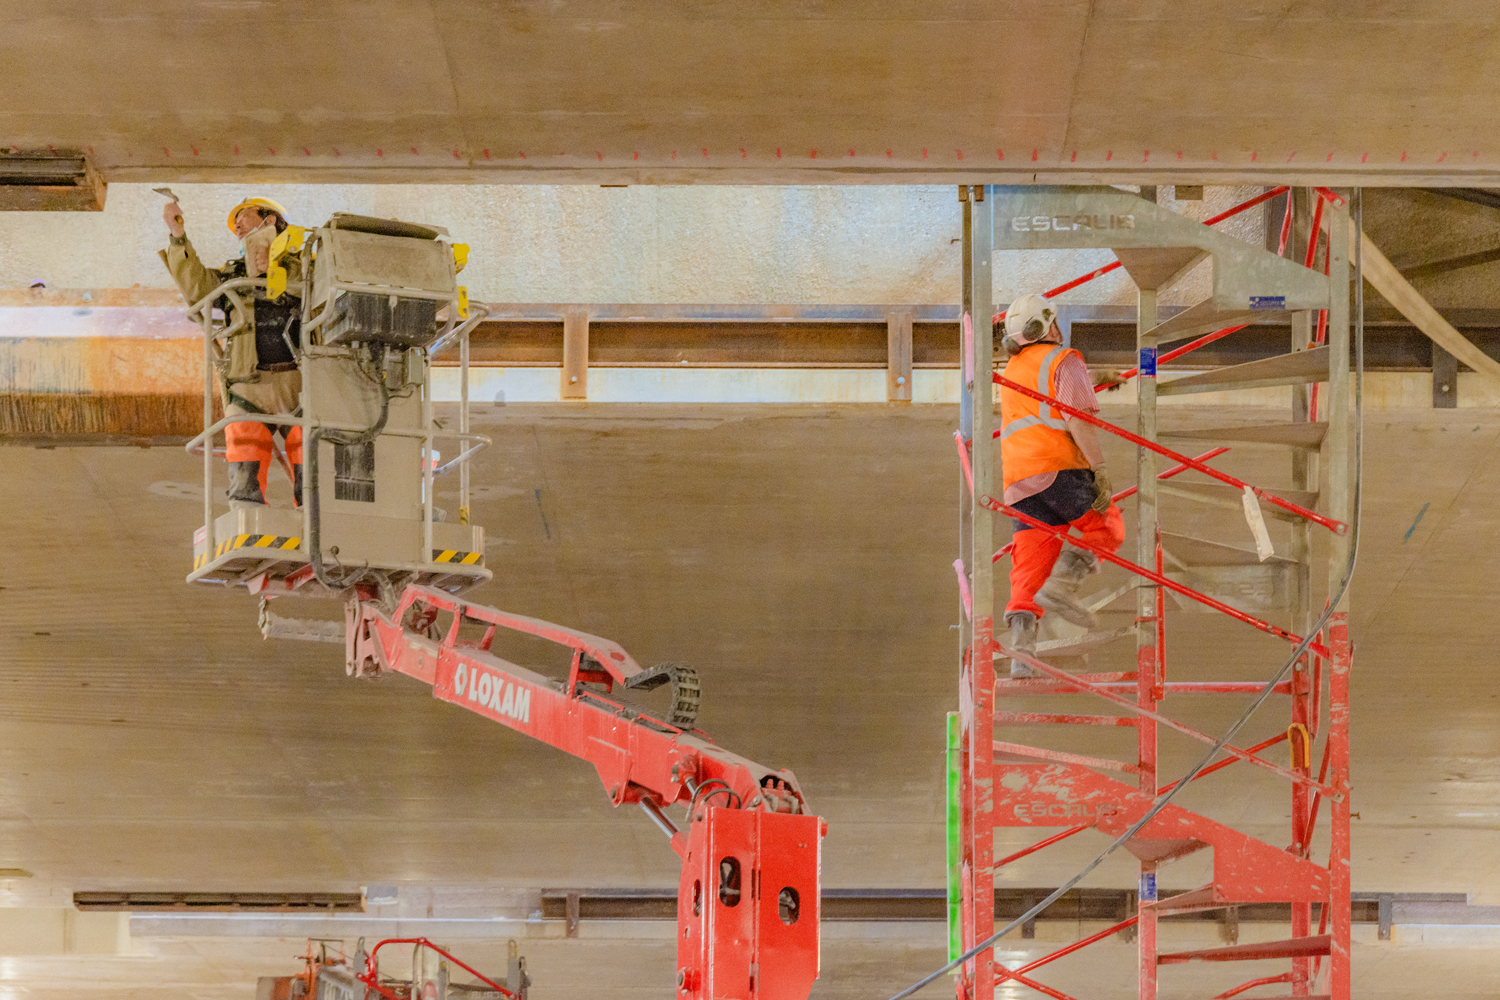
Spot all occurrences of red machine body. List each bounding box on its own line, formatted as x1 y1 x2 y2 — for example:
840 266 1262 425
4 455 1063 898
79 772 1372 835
345 584 823 1000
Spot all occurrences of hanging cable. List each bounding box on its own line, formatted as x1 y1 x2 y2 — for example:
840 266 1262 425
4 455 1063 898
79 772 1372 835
890 195 1366 999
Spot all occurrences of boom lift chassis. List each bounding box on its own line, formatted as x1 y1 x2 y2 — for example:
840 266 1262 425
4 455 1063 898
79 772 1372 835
345 583 824 1000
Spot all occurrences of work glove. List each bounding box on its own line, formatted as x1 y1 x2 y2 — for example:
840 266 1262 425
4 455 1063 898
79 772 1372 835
1090 467 1113 515
1092 367 1126 392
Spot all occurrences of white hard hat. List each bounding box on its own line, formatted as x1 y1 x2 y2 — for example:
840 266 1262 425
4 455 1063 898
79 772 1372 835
1002 293 1058 346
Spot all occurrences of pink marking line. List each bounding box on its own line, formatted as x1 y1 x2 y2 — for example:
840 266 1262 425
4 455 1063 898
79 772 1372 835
953 559 973 619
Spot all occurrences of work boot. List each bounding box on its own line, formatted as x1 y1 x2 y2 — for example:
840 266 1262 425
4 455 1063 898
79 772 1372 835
1005 611 1040 679
292 464 303 508
227 461 266 505
1037 549 1098 629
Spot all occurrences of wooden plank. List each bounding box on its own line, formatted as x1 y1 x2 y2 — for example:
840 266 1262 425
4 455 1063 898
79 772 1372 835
1156 345 1329 395
1356 219 1500 387
886 308 913 401
1160 422 1327 448
561 309 588 399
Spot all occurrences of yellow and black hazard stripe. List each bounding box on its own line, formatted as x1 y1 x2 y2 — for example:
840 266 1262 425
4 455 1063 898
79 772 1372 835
432 548 484 566
196 534 303 569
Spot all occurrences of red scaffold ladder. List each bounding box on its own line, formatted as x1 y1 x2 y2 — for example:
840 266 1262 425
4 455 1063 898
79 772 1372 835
949 185 1354 1000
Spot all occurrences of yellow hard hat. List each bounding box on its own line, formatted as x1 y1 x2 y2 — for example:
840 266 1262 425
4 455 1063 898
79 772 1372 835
226 197 289 234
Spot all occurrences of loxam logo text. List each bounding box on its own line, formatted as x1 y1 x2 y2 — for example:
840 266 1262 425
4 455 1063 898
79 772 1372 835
1012 214 1135 232
454 663 532 724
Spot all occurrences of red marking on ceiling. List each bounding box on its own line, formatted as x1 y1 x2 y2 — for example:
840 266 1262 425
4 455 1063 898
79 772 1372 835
1211 151 1219 161
633 151 638 160
1400 150 1407 161
162 147 170 157
304 147 312 156
333 147 341 157
410 147 419 155
191 146 199 156
886 149 893 159
1069 151 1075 162
482 149 490 159
597 151 603 162
1250 151 1258 161
922 148 928 159
1105 150 1113 161
955 149 963 160
702 148 709 159
233 145 240 155
1176 151 1182 160
268 147 276 155
671 150 677 159
1031 149 1037 161
1286 151 1296 162
1143 149 1149 162
378 148 385 157
776 148 782 158
849 148 855 158
741 148 747 159
998 149 1006 161
1325 152 1333 162
454 149 463 160
1360 152 1368 163
1437 151 1447 163
810 149 817 158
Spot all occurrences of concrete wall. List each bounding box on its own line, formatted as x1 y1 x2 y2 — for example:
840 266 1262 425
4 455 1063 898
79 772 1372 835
0 183 1264 308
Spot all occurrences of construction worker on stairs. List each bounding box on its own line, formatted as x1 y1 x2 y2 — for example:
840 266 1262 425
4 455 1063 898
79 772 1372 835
160 197 305 507
997 294 1126 678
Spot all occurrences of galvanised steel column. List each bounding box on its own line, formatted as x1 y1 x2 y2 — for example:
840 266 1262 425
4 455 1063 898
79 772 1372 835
959 184 996 1000
1289 188 1316 995
1324 197 1353 1000
1135 279 1160 1000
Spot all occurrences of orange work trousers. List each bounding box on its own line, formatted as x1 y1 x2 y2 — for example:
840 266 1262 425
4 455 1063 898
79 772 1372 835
1006 504 1125 618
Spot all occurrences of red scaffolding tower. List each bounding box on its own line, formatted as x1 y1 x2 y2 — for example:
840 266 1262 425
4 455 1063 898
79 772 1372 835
949 185 1354 1000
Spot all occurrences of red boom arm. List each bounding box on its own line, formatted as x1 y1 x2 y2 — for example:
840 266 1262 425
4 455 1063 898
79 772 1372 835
345 584 823 1000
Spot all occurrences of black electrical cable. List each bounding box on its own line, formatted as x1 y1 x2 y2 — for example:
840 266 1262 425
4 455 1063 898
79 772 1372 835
889 193 1366 999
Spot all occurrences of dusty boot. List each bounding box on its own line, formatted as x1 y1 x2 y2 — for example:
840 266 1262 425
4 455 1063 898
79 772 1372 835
227 461 266 505
292 464 303 508
1037 549 1098 628
1005 611 1040 679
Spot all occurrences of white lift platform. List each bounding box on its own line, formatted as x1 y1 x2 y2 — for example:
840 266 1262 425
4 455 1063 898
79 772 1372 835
184 213 492 599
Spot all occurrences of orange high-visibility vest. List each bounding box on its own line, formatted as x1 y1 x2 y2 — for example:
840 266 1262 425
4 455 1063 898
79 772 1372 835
999 342 1090 490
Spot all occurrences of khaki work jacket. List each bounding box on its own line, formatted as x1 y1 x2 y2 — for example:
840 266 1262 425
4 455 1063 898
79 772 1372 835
160 236 307 385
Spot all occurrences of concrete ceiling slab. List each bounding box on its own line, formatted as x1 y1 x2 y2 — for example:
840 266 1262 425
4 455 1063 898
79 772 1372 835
4 3 1500 186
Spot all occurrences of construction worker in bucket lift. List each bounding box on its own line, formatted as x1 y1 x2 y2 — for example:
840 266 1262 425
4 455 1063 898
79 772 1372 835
160 196 306 507
997 294 1126 678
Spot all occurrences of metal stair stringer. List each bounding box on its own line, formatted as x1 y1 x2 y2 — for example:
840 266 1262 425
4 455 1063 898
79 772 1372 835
991 760 1329 905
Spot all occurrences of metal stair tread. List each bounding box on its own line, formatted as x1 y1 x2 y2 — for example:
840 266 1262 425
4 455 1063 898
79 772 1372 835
1156 345 1330 395
1143 298 1277 343
1124 837 1208 864
1112 246 1208 290
1160 422 1328 449
1162 531 1298 567
1158 481 1319 522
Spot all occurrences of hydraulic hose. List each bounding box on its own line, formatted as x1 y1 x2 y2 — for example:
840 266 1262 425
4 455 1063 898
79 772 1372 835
890 193 1366 999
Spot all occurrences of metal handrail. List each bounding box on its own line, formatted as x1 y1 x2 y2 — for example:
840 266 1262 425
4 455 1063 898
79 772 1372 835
185 272 490 573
